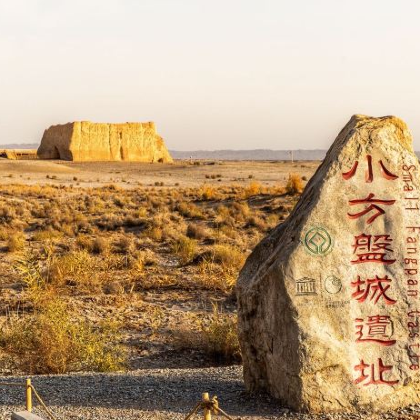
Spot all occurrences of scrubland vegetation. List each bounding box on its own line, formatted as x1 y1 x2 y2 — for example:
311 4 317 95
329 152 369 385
0 177 303 373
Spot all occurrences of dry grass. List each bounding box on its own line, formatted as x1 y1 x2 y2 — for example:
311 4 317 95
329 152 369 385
0 177 302 371
173 305 241 364
6 232 25 252
0 294 125 374
286 173 304 195
172 235 197 264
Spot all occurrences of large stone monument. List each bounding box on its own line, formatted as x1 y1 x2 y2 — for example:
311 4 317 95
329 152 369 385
237 115 420 412
37 121 173 162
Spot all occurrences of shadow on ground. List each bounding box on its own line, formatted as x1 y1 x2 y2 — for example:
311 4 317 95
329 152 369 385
0 366 284 417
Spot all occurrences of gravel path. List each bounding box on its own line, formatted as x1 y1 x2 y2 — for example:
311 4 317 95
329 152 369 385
0 366 418 420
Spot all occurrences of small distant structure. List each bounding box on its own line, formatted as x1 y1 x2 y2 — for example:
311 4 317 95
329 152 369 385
37 121 173 162
0 149 38 160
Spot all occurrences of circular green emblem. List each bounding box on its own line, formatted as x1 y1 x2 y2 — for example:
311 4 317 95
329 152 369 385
303 227 333 256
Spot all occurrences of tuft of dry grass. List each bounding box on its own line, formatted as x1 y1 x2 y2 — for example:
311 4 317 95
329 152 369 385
6 232 25 253
173 305 241 364
186 223 208 240
286 173 304 195
243 181 262 198
212 244 245 272
172 235 197 264
92 237 109 254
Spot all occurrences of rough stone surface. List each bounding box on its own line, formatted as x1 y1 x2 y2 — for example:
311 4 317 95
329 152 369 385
37 121 173 162
237 115 420 413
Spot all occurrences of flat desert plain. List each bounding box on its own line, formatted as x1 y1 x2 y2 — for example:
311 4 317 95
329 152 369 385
0 159 319 187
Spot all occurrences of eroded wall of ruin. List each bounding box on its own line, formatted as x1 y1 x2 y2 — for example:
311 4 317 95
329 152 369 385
37 121 173 162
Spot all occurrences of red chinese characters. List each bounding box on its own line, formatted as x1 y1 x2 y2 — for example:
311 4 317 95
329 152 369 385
351 276 397 305
354 358 399 386
348 193 396 224
342 155 399 183
354 315 396 346
351 234 395 265
343 154 400 387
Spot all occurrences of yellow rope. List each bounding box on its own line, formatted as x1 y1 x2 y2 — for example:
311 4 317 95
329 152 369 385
30 385 59 420
183 395 235 420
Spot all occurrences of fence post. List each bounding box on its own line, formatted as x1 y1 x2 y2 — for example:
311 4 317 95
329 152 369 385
25 379 32 412
202 393 211 420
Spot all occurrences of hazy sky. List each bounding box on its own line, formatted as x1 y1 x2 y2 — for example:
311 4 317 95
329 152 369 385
1 0 419 150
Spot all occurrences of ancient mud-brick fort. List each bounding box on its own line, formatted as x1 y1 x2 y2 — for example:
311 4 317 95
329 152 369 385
37 121 173 162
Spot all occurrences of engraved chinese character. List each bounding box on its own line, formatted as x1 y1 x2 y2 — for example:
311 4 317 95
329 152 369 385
351 234 395 264
348 193 396 224
342 155 398 183
355 315 396 346
351 275 397 305
354 358 399 386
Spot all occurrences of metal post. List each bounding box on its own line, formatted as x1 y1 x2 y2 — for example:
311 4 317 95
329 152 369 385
26 379 32 412
202 393 211 420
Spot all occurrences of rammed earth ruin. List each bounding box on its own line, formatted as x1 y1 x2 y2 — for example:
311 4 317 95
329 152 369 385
37 121 173 162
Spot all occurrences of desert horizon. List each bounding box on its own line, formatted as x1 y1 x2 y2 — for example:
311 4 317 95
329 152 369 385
2 0 420 419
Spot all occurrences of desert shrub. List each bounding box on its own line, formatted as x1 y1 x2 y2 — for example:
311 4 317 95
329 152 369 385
0 227 11 241
0 296 125 374
114 235 134 254
49 250 101 292
186 223 207 240
265 213 280 228
92 237 109 254
176 202 204 219
147 226 163 241
32 229 63 242
172 236 197 264
203 307 241 363
103 281 125 295
104 184 121 191
76 235 95 252
174 306 241 364
215 205 235 227
199 185 218 201
6 232 25 253
246 215 267 230
0 206 16 225
244 181 262 197
196 244 245 291
127 251 145 273
212 244 245 272
229 202 250 223
286 173 304 195
14 252 49 301
58 222 76 237
96 214 123 231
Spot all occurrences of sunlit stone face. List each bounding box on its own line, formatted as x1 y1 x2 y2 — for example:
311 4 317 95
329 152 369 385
237 115 420 413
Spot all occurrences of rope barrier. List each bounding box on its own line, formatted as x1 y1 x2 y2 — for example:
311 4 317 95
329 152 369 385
30 384 58 420
184 393 235 420
0 378 59 420
1 378 232 420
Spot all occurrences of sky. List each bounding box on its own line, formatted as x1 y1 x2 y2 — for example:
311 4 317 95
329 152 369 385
1 0 420 150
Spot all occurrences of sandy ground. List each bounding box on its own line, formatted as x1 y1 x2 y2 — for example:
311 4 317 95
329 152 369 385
0 159 320 188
